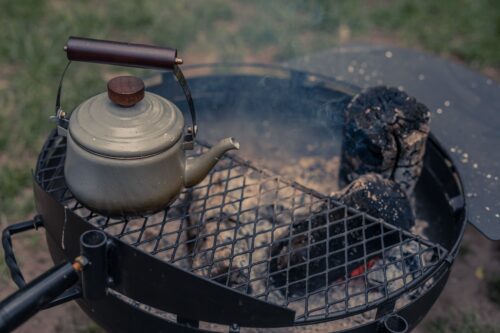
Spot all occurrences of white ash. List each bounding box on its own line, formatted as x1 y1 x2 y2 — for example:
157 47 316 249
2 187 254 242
185 155 433 324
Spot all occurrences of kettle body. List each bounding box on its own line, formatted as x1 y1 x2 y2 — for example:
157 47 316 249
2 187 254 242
62 76 239 217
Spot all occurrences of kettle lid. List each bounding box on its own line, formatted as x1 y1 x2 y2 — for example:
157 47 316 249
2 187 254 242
68 76 184 158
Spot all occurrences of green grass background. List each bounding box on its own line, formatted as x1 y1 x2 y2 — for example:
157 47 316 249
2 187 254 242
1 0 499 219
1 1 499 331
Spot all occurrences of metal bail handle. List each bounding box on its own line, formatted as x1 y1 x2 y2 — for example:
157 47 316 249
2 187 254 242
54 37 197 146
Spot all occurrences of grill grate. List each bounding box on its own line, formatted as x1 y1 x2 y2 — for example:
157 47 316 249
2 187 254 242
36 130 448 323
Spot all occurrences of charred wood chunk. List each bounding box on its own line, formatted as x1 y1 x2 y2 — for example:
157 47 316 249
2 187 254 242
333 173 414 231
270 174 414 297
340 86 430 196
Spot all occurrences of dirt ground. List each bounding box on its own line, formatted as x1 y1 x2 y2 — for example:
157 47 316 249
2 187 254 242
1 218 499 333
413 225 500 332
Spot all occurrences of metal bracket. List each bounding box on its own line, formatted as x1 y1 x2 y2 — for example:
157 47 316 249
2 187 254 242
375 299 396 320
228 324 240 333
80 230 110 300
49 108 69 137
445 254 455 265
379 313 409 333
183 126 196 150
41 287 82 309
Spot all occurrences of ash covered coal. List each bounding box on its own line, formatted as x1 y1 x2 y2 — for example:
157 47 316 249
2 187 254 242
269 174 415 297
340 86 430 196
333 173 414 230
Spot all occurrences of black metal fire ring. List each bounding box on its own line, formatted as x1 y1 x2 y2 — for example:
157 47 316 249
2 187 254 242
29 64 466 332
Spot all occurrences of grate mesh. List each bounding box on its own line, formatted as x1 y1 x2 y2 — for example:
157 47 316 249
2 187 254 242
36 131 448 323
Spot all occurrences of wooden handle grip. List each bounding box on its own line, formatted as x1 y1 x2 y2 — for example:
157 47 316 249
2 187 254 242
65 37 181 70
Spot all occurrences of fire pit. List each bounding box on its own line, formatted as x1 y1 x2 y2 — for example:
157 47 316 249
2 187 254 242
1 61 469 333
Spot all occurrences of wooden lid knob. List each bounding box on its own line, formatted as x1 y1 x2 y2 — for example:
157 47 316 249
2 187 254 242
107 76 145 107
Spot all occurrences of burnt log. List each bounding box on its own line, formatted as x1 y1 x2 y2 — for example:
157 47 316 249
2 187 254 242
339 86 430 196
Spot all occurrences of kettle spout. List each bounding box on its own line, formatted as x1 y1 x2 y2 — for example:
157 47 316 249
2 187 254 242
185 137 240 187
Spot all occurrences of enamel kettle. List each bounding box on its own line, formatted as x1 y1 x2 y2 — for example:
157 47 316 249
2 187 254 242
54 37 239 216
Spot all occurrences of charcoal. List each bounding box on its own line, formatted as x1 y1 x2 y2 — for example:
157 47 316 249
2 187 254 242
339 86 430 196
333 173 414 230
270 174 414 297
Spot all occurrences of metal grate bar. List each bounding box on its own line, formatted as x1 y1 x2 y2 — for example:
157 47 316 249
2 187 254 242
35 130 448 323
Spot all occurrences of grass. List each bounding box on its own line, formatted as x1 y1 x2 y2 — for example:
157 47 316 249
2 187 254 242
0 0 499 223
0 165 33 217
372 0 500 68
427 313 500 333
